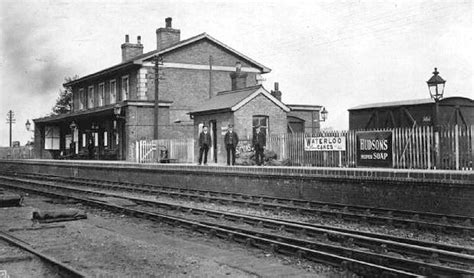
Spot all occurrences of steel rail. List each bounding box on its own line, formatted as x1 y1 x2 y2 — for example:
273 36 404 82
0 230 87 278
7 173 472 256
1 177 473 277
19 171 474 226
11 172 473 236
0 178 420 278
2 175 473 266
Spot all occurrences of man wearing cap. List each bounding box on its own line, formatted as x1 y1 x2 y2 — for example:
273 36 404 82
253 125 266 166
198 125 212 165
224 124 239 166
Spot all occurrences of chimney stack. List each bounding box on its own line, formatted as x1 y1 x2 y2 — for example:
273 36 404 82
271 82 282 101
156 17 181 51
230 62 248 90
121 34 144 62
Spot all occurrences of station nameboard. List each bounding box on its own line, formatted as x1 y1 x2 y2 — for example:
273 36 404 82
356 131 393 167
304 136 346 151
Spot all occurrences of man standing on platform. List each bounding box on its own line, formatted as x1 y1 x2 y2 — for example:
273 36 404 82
253 125 266 166
224 124 239 166
198 125 211 165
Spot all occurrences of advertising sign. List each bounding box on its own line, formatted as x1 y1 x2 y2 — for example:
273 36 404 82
304 136 346 151
356 131 393 167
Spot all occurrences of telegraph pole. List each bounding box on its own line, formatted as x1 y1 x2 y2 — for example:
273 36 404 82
6 110 16 147
153 55 163 140
209 55 213 99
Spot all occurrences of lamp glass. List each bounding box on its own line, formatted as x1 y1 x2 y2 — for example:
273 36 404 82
321 108 328 121
114 104 121 116
25 120 31 131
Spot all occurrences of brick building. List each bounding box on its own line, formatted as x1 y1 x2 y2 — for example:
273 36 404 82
33 18 271 160
189 70 323 164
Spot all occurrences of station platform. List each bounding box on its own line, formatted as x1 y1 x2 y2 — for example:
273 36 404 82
1 159 473 217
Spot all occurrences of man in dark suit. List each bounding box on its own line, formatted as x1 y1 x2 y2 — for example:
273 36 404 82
253 125 266 166
224 124 239 166
198 125 212 165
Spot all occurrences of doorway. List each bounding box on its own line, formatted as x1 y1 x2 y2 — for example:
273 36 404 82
209 120 217 163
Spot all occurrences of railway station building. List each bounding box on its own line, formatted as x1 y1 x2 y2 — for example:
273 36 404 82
189 79 322 163
33 17 324 161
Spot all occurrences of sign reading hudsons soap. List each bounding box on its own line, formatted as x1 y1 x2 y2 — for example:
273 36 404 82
356 131 393 167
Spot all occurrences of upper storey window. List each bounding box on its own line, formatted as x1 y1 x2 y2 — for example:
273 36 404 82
121 75 129 101
78 88 85 110
109 80 116 104
88 86 94 108
98 83 105 106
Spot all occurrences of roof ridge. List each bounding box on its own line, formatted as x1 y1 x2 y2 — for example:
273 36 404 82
216 85 262 96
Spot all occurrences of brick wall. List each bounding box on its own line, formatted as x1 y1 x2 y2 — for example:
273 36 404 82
72 66 141 111
288 110 320 134
2 160 473 217
234 94 287 138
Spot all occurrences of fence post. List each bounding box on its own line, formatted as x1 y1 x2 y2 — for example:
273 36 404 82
135 141 139 163
455 124 459 170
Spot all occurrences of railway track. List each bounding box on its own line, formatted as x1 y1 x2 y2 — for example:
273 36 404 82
8 171 473 236
0 230 86 278
1 175 473 277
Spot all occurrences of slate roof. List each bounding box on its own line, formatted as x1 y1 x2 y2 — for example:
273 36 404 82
189 85 290 115
65 33 270 86
189 86 262 114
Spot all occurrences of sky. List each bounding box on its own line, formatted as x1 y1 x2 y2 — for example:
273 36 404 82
0 0 472 146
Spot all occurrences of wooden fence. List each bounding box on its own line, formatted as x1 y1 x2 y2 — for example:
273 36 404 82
133 125 472 170
269 125 473 170
0 147 35 160
135 139 194 163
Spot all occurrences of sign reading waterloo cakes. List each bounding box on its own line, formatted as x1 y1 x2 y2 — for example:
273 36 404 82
304 136 346 151
356 131 393 167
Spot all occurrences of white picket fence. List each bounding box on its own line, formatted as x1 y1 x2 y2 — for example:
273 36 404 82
135 139 194 163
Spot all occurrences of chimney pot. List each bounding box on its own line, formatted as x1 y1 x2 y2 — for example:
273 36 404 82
235 61 242 72
165 17 172 28
156 17 181 51
121 34 144 62
230 61 247 90
271 82 282 101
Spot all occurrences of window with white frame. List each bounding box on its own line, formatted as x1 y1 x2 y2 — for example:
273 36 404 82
82 133 87 147
44 126 60 150
109 80 116 104
98 83 105 106
104 131 108 147
252 115 269 138
78 88 85 110
121 76 129 101
88 86 94 108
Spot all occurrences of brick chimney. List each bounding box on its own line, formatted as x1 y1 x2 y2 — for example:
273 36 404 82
121 35 144 62
230 62 248 90
271 82 282 101
156 17 181 51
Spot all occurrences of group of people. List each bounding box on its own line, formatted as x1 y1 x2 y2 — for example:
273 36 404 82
198 124 266 166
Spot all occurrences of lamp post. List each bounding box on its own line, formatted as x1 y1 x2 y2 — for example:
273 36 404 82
25 119 34 140
114 104 123 159
426 67 446 169
25 119 34 158
312 107 328 134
